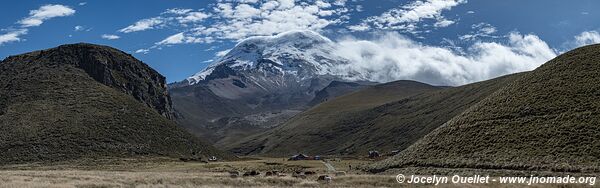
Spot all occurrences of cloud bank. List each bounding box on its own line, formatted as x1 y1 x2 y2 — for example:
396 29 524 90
332 32 557 86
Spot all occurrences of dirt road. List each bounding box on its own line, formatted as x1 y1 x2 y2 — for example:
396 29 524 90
322 160 336 172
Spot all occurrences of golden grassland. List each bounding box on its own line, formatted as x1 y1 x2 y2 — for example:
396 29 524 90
0 157 595 188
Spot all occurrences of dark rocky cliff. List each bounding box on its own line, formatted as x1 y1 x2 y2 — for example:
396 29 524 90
0 43 232 164
2 43 174 119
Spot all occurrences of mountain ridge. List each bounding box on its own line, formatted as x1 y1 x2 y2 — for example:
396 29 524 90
3 43 174 119
0 43 231 164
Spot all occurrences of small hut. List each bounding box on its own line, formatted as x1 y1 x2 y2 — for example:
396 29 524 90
289 154 310 160
368 151 380 158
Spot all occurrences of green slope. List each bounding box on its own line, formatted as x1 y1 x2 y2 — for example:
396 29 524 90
370 44 600 173
227 80 446 155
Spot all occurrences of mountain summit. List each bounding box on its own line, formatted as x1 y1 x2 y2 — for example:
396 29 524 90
186 30 346 85
169 31 371 145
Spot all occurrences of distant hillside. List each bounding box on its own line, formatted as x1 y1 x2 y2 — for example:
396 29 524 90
0 44 230 164
227 80 448 155
370 44 600 173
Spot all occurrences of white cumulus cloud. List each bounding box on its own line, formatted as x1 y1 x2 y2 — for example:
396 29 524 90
459 22 498 41
123 0 351 53
434 18 454 28
155 32 211 45
206 1 347 40
135 48 150 54
163 8 193 15
331 32 557 86
0 4 74 46
177 12 210 23
349 0 465 34
0 30 28 46
156 32 186 45
101 34 120 40
574 31 600 47
119 17 165 33
19 4 76 27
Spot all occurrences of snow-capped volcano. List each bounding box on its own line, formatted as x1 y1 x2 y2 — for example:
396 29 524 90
169 31 375 145
187 30 348 84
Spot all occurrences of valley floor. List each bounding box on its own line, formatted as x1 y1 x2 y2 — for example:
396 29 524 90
0 157 595 188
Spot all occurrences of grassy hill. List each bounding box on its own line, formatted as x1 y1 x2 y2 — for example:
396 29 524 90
229 75 523 156
170 78 371 147
370 44 600 173
227 80 448 155
307 81 373 106
0 44 230 164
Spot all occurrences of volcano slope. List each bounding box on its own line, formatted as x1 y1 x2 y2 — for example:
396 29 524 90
229 73 523 156
0 43 229 164
370 44 600 173
169 31 376 146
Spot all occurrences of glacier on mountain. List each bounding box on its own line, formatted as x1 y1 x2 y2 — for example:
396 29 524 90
187 30 350 85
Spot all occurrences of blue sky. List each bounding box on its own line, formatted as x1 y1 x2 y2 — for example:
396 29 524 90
1 0 599 84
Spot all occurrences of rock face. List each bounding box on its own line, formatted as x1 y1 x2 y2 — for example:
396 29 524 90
3 43 173 119
0 43 230 164
370 44 600 173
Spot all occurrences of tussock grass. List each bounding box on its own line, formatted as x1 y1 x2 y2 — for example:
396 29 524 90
0 158 594 187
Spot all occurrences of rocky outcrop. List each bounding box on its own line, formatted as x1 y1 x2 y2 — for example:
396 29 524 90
2 43 174 119
0 43 232 164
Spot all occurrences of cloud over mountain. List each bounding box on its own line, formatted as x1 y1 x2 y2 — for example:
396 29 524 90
189 29 557 86
574 31 600 47
332 32 557 86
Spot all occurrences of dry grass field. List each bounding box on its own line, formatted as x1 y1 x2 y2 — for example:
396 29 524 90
0 157 595 188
